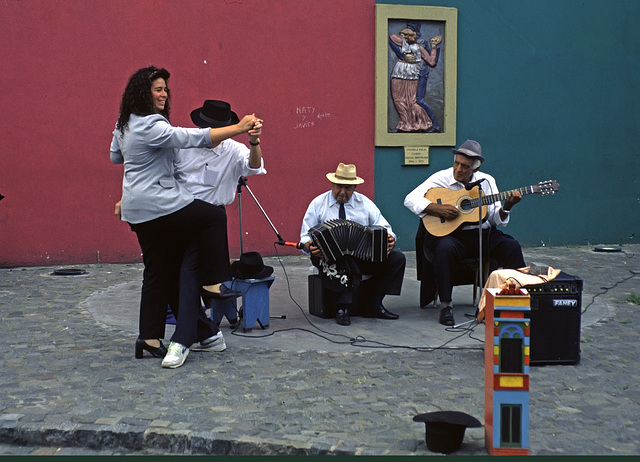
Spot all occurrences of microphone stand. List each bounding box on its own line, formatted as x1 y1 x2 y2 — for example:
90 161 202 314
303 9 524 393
237 178 245 255
476 182 484 309
236 176 291 320
236 176 301 253
453 182 484 329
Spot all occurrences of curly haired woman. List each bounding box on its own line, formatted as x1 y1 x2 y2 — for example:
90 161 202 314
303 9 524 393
111 66 259 368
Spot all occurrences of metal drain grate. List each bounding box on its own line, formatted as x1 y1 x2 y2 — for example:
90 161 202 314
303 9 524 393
51 268 87 276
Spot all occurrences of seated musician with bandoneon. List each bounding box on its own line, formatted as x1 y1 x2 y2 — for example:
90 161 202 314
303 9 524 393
403 139 526 327
300 163 406 326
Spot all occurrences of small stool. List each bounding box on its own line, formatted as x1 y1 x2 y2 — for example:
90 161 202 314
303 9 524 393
233 276 275 332
204 281 240 326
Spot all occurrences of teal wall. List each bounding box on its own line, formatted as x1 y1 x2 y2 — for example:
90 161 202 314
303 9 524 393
375 0 639 250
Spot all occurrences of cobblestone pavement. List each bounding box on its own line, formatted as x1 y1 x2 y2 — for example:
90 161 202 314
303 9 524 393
0 245 638 455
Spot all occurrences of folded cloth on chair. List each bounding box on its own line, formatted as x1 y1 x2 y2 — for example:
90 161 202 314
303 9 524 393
477 266 562 322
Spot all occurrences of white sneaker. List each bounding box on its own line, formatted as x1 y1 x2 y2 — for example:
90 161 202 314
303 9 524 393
191 331 226 352
161 342 189 368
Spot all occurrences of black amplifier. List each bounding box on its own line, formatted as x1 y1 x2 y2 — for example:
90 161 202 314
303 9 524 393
524 271 583 366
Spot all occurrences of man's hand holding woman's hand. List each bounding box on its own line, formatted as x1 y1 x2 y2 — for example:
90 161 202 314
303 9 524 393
248 120 262 139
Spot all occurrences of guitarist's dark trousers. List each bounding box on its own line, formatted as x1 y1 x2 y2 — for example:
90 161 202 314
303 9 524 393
415 220 525 307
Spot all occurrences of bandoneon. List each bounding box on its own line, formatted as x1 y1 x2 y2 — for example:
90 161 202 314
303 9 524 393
309 219 388 263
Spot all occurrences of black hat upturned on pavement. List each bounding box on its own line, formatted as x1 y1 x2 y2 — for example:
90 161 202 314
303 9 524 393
413 410 482 454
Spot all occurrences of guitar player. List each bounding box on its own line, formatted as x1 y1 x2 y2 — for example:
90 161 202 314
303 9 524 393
404 139 526 326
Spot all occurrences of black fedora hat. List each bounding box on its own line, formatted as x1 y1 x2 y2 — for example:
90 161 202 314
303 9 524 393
413 411 482 454
190 100 240 128
231 252 274 280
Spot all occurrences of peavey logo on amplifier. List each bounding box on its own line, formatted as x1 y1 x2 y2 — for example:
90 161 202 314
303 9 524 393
553 299 578 307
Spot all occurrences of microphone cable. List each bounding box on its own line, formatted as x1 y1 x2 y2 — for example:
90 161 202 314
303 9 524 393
227 242 485 352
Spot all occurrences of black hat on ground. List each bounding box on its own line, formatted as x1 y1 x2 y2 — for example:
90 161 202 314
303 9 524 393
413 411 482 454
231 252 274 280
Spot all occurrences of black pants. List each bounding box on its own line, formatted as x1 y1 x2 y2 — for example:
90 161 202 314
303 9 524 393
312 250 406 312
167 239 219 347
130 199 230 340
416 220 525 306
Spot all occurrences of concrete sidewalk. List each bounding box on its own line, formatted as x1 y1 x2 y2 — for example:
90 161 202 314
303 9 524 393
0 245 639 455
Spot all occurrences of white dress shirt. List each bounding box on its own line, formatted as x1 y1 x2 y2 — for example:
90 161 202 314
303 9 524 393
300 190 396 247
403 167 509 230
174 139 266 206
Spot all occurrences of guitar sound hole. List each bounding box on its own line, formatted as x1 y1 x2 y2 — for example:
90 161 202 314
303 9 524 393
459 199 473 212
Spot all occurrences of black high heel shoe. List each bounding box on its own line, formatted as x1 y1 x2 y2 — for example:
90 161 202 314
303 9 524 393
135 338 168 359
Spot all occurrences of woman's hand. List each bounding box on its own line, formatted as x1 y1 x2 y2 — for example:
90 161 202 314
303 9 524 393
238 114 259 132
404 53 416 63
209 115 262 146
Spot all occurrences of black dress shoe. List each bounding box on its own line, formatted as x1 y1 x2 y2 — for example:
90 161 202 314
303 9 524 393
336 310 351 326
135 338 168 359
439 306 455 326
201 286 243 306
367 305 399 320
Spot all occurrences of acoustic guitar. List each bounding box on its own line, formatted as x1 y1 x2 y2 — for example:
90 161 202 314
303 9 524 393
422 180 559 237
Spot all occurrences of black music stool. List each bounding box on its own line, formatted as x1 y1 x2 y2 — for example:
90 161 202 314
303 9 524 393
308 273 375 318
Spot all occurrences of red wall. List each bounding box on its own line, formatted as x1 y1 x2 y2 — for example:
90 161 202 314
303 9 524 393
0 0 375 267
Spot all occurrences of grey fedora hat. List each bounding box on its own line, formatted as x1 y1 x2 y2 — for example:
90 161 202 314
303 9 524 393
452 139 485 163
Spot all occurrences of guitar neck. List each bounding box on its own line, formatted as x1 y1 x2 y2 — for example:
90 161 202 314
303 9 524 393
474 185 536 208
423 180 557 237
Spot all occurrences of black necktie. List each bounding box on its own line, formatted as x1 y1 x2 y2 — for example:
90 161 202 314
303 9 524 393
339 202 346 220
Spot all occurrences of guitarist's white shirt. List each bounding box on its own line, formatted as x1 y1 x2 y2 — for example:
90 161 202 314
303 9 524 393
403 167 510 230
